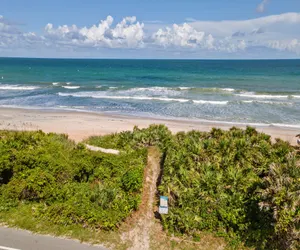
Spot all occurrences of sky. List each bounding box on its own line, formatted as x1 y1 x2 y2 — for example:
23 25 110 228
0 0 300 59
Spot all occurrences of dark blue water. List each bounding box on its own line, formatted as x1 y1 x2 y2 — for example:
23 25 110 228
0 58 300 127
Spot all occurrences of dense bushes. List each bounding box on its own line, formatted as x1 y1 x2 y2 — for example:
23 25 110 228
86 125 300 249
0 130 147 230
1 125 299 249
158 127 300 249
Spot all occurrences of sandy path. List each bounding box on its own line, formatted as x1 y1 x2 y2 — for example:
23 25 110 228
122 147 161 250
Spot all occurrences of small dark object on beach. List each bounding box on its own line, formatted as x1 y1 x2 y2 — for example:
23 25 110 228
296 134 300 145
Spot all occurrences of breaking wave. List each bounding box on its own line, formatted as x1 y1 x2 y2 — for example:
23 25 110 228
58 92 230 105
237 92 300 99
62 86 81 89
0 85 39 90
242 100 293 105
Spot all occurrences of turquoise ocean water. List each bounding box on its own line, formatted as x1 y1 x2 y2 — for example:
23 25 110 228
0 58 299 127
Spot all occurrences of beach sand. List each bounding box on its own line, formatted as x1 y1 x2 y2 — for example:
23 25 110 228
0 107 299 145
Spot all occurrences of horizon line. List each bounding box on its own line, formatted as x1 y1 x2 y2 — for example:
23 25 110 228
1 56 300 61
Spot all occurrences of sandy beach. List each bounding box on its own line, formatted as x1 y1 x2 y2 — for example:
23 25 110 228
0 107 299 145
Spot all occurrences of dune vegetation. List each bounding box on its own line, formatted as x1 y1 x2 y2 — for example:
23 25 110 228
159 127 300 249
0 125 299 249
86 125 300 249
0 130 147 231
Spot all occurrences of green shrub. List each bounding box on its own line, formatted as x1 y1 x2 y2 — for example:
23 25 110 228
158 126 300 249
122 167 143 192
0 130 147 230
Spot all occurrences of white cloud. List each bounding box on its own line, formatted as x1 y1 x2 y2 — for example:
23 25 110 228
257 0 270 13
1 12 300 57
187 12 300 54
44 16 144 48
189 12 300 38
152 23 206 48
267 39 300 54
151 23 247 52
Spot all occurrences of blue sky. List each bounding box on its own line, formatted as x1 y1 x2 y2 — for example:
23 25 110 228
0 0 300 58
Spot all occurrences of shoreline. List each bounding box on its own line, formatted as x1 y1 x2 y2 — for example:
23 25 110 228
0 107 299 145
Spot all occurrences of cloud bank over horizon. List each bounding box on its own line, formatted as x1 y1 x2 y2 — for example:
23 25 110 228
1 12 300 58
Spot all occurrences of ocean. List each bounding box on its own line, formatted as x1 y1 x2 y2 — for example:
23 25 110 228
0 58 299 127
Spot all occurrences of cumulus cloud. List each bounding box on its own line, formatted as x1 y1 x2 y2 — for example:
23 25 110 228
257 0 270 13
44 16 144 48
152 23 206 48
151 23 247 52
1 12 300 57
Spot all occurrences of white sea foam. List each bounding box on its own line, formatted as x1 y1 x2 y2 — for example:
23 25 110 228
107 86 237 95
193 100 228 105
271 123 300 129
58 92 189 103
58 92 231 105
62 86 80 89
128 87 171 92
138 87 168 90
292 95 300 98
52 82 60 85
177 87 192 90
0 85 39 90
66 82 72 85
117 87 178 97
237 93 288 99
221 88 235 92
242 100 293 105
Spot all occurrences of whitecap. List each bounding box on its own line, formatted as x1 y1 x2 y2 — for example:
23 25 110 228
62 86 80 89
237 93 288 99
0 85 39 90
177 87 192 90
242 100 292 105
52 82 60 86
193 100 228 105
221 88 235 92
58 92 189 103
